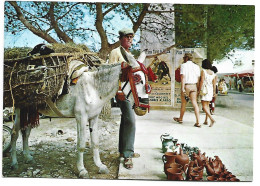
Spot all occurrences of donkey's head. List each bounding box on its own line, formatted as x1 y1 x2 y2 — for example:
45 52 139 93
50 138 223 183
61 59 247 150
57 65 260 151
120 48 151 116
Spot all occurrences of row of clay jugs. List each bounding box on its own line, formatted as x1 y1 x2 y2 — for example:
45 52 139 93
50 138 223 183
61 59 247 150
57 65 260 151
166 167 184 181
175 147 189 173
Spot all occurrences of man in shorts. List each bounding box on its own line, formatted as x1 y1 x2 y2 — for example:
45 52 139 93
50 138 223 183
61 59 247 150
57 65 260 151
173 53 201 127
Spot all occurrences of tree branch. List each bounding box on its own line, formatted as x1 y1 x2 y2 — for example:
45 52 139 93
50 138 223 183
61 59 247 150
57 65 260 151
9 1 58 43
133 3 150 32
122 5 135 24
49 2 74 43
57 2 81 21
103 3 120 16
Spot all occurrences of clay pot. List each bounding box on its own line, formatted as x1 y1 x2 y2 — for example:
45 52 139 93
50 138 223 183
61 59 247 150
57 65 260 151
175 148 189 172
193 150 206 167
164 162 182 173
166 168 184 181
192 166 204 178
162 152 177 164
218 177 226 181
205 161 215 176
186 161 194 180
162 152 177 173
190 172 202 181
169 163 183 169
207 176 217 181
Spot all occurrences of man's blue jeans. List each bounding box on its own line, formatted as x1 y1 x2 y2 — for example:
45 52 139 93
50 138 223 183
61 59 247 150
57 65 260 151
118 99 136 158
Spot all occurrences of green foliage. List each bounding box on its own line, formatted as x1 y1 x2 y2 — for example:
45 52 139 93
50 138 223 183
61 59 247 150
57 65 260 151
4 47 32 59
174 4 255 62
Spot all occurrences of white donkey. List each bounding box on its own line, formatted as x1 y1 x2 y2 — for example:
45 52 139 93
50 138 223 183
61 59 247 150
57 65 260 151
10 49 150 178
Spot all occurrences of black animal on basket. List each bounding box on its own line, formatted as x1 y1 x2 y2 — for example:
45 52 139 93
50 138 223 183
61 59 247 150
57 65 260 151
27 44 54 56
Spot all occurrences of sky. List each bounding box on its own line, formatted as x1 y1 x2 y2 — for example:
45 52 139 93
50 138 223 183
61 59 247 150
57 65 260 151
213 49 255 74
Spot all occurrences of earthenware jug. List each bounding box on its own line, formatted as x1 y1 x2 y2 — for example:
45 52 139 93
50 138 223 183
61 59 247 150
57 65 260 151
175 147 189 172
166 168 184 181
162 152 178 173
205 161 215 176
160 133 174 153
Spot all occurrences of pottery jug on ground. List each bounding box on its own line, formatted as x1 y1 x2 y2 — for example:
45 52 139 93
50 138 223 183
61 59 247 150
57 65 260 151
205 161 215 176
162 152 177 172
166 162 182 173
192 166 204 178
166 168 184 181
175 147 189 172
160 133 174 153
186 161 194 181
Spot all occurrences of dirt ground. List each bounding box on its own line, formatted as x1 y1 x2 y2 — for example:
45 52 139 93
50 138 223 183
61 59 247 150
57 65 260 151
2 116 120 179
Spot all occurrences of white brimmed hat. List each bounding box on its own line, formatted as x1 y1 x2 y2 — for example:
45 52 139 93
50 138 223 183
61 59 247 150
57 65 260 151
119 28 134 37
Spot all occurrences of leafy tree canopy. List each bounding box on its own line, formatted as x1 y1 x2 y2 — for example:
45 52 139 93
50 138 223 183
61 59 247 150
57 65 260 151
174 4 255 62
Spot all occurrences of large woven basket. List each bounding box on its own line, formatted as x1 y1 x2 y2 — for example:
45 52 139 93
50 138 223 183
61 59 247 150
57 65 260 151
3 52 103 107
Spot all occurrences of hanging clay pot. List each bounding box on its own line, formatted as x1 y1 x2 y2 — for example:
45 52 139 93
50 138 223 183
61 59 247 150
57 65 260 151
175 147 189 172
166 168 184 181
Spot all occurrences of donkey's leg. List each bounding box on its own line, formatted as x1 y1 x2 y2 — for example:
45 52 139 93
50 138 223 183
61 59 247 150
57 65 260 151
89 116 109 174
10 108 21 170
75 113 89 178
21 126 34 163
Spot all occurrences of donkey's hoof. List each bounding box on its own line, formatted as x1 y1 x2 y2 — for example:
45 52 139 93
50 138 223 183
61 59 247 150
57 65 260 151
79 169 89 178
11 163 18 170
99 165 110 174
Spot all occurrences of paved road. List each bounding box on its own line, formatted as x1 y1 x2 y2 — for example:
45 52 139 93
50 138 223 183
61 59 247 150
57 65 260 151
229 92 254 109
214 92 254 127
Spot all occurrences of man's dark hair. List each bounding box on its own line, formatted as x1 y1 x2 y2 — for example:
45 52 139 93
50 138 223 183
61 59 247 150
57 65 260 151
211 66 218 73
202 59 212 69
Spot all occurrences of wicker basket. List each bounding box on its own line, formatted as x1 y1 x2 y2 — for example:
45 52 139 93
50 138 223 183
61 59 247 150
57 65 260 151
3 52 103 107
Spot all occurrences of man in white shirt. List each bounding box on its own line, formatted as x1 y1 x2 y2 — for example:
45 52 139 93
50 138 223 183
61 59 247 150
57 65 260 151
173 53 201 127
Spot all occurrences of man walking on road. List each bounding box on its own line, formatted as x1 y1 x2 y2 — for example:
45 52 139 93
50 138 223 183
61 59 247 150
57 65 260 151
173 53 201 127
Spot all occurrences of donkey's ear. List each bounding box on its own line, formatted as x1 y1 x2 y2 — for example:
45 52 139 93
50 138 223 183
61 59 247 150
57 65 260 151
137 50 147 64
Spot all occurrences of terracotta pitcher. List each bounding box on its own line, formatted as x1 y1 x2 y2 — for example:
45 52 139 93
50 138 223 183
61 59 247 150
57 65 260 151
186 161 194 181
205 161 215 176
162 152 177 173
192 166 204 178
175 147 189 172
166 168 184 181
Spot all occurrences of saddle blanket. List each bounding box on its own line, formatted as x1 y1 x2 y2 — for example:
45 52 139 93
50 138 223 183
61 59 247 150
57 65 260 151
58 60 89 95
